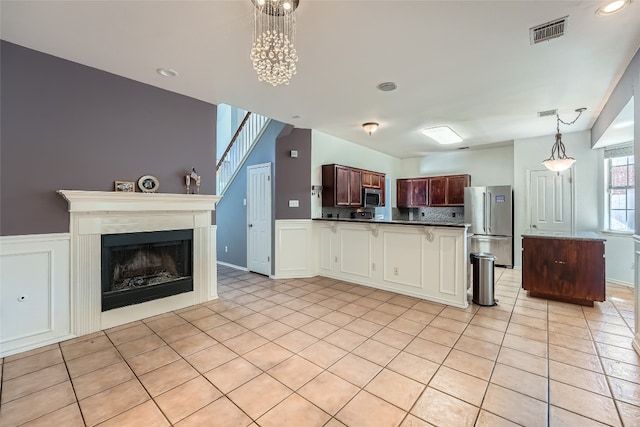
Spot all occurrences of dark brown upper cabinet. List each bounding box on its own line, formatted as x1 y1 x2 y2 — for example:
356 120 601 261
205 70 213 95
398 174 470 208
322 164 385 207
429 174 470 207
396 178 429 207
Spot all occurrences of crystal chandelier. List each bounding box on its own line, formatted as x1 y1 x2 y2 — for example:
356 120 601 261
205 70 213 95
250 0 299 86
542 108 586 173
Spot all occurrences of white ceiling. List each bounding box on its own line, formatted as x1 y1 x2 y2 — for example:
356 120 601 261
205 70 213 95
2 0 639 158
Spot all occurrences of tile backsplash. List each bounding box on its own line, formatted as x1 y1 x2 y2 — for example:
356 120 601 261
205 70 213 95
321 206 464 223
321 207 376 219
393 206 464 223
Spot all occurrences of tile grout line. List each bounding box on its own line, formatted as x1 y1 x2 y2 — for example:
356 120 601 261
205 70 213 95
4 270 636 426
546 294 551 427
583 301 626 427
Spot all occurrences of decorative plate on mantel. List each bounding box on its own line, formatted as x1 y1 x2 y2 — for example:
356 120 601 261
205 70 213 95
138 175 159 193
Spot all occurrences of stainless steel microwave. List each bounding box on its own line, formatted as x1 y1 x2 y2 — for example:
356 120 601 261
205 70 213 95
363 188 383 207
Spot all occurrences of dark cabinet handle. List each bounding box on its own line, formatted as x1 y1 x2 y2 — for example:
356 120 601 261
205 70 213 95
248 224 253 228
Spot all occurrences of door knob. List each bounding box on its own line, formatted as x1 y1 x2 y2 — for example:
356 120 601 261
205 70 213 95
248 224 253 228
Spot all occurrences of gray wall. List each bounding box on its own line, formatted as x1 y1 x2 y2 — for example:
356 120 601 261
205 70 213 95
275 126 312 219
216 120 286 268
0 41 217 236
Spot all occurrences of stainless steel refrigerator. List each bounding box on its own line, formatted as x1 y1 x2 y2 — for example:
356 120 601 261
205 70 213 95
464 186 513 267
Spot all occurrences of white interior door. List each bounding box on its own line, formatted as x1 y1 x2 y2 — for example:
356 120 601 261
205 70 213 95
529 169 574 232
247 163 272 276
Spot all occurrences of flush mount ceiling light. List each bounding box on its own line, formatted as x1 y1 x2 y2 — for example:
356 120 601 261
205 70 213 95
250 0 299 86
421 126 463 144
377 82 398 92
362 122 379 136
597 0 630 15
156 68 179 78
542 108 586 173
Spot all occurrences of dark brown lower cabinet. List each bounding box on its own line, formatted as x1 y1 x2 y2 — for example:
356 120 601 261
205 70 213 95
522 235 605 306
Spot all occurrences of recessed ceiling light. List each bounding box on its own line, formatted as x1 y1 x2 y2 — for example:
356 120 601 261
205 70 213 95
156 68 179 78
377 82 397 92
597 0 630 15
421 126 463 144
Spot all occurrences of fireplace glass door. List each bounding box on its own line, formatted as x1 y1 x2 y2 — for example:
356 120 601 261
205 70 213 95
101 229 193 311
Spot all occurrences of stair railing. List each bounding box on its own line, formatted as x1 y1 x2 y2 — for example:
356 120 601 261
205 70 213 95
216 111 270 195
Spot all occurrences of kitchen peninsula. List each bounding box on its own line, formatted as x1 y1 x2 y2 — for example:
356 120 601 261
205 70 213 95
314 218 470 308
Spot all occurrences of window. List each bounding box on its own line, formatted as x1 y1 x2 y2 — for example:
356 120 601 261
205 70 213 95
605 142 634 232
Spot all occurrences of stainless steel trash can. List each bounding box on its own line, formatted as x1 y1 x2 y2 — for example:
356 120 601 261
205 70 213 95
470 252 497 306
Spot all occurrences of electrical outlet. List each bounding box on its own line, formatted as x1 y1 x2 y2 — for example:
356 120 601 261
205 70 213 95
335 256 338 263
225 246 228 252
371 263 376 271
394 267 399 275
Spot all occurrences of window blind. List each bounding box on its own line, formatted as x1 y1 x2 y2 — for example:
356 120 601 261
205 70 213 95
604 141 634 159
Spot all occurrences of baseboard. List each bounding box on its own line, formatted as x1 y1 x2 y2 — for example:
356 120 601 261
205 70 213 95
271 273 317 280
0 333 75 359
216 261 248 271
606 278 634 287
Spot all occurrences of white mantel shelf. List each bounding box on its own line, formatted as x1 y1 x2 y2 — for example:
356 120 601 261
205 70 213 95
57 190 221 213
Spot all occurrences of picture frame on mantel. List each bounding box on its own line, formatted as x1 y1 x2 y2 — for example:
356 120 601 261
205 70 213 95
114 181 135 192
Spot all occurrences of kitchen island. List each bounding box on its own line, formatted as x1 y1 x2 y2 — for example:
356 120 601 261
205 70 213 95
521 230 606 306
313 218 470 308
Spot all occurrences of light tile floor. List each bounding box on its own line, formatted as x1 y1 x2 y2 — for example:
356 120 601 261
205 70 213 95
1 266 639 426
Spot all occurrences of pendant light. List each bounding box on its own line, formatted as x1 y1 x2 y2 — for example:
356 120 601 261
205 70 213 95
542 108 586 173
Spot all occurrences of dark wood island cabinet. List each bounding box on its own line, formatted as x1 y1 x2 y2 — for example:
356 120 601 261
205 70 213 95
521 231 606 306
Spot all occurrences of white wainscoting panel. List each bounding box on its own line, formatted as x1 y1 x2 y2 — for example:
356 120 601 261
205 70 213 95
383 231 422 288
319 226 334 273
340 227 371 278
437 235 459 296
274 220 314 278
0 234 72 358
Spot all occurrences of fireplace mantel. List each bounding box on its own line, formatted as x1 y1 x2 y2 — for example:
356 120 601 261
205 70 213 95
57 190 220 213
58 190 220 335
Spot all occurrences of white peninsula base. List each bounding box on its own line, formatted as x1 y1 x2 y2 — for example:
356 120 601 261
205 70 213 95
313 220 470 309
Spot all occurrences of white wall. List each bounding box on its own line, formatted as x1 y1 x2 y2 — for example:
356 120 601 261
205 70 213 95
603 233 635 285
514 131 597 270
216 104 232 160
512 130 633 285
311 131 403 217
400 145 515 187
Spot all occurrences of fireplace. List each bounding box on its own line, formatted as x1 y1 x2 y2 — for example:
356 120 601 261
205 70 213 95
58 190 219 334
101 229 193 311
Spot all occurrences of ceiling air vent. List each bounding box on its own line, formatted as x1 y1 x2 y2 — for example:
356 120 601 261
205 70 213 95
537 109 557 117
530 16 568 45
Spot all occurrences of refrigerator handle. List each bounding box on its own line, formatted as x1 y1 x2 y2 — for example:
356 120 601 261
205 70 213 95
487 192 492 233
483 192 487 232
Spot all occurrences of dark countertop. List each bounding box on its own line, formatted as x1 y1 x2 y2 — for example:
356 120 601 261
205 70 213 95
313 218 469 228
521 229 605 241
